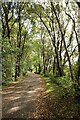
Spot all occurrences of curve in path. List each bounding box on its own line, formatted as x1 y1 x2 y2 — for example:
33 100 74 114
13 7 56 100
2 73 46 119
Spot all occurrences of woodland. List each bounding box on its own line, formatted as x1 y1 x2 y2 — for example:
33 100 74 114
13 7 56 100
1 0 80 119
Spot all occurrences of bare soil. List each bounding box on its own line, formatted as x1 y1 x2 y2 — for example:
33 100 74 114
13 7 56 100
2 73 47 119
2 73 80 120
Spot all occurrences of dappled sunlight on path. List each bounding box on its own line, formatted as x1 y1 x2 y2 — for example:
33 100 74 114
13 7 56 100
2 73 79 119
2 73 46 119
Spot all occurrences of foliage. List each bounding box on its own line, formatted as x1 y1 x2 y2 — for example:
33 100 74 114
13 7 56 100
1 1 80 99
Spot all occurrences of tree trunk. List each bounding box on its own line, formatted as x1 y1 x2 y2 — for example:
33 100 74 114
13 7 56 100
42 37 46 75
53 56 56 74
77 3 80 85
38 64 41 74
50 2 74 80
15 55 21 81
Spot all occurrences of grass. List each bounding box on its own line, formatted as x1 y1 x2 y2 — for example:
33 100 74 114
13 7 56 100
43 74 75 97
42 75 80 119
2 73 28 88
43 76 61 95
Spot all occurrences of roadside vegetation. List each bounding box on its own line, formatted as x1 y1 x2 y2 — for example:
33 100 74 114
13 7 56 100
1 1 80 119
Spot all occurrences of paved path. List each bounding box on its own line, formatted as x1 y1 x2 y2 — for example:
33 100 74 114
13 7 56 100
2 73 46 119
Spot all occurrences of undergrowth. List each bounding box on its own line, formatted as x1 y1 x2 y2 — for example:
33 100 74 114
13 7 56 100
43 74 75 98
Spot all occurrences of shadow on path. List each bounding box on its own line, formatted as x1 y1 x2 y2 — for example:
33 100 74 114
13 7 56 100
2 73 45 119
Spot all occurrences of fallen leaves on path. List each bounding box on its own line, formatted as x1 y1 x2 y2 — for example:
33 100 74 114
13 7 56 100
2 73 80 120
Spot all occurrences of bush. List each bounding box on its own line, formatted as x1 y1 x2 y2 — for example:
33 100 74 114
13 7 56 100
49 74 75 97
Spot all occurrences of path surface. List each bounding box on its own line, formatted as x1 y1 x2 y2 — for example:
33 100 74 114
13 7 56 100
2 73 47 119
2 73 79 120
